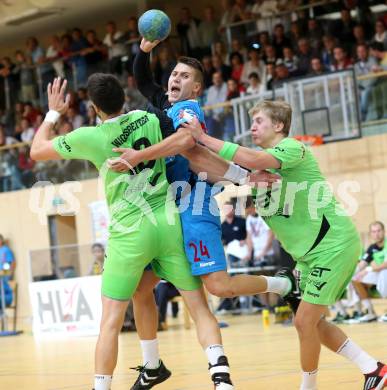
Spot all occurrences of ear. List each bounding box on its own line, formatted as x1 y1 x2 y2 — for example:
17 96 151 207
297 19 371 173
274 121 284 133
193 81 202 96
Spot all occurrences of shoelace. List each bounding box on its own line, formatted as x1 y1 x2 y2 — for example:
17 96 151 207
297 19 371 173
130 362 149 373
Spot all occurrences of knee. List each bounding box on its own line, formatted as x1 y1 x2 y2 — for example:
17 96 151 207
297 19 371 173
294 314 317 336
205 281 234 298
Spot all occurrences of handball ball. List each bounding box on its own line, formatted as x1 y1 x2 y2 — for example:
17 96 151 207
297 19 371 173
138 9 171 42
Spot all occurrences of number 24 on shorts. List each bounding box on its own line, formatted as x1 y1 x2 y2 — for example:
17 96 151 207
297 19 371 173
189 240 211 262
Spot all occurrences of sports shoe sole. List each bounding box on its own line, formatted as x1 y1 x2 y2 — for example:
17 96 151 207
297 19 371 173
375 373 387 390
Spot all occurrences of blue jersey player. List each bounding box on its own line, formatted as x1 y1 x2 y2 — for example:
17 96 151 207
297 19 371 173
110 38 293 390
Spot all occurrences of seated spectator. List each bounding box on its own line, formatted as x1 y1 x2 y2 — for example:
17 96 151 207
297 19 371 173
221 200 247 266
309 57 326 76
246 72 265 95
374 19 387 51
213 41 229 66
352 24 369 57
77 87 89 120
333 9 356 51
307 18 323 51
289 21 302 50
263 44 278 65
229 52 244 85
88 242 105 275
354 44 378 121
321 35 337 70
205 72 227 137
0 234 16 279
273 63 290 88
265 63 276 90
272 23 291 58
240 48 266 87
370 42 387 70
211 54 231 82
230 38 248 62
330 45 353 71
352 221 387 323
57 121 73 136
86 105 98 126
155 280 180 330
18 146 35 188
202 55 215 90
281 46 299 75
297 38 315 75
224 78 240 140
20 117 35 143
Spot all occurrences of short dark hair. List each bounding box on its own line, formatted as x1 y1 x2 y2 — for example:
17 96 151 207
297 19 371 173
177 56 204 86
248 72 259 80
92 243 105 251
87 73 125 115
370 41 384 52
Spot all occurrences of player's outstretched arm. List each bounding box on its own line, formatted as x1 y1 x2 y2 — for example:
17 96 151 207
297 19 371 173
109 128 196 172
182 120 281 171
31 77 70 161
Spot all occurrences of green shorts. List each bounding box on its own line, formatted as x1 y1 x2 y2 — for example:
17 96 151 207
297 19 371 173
102 206 202 300
296 237 361 306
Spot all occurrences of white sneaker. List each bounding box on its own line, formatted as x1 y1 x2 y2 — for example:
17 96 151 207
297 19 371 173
378 313 387 323
358 313 378 323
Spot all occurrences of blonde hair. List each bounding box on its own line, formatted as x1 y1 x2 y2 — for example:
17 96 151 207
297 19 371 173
248 100 292 135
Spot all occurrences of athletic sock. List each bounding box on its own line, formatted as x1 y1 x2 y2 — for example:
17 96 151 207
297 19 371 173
362 299 375 314
300 369 318 390
337 338 378 374
140 339 160 369
205 344 225 365
263 275 291 295
94 374 112 390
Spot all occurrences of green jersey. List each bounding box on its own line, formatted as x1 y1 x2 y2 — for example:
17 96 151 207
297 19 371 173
255 137 358 260
53 111 172 231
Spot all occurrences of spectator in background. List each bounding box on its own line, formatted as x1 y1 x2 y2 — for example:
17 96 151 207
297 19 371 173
288 21 302 50
211 53 231 82
26 37 54 96
18 145 35 188
0 57 19 107
120 16 141 68
309 57 326 76
263 44 278 65
198 6 219 57
257 31 271 54
307 18 324 51
202 56 215 90
297 38 314 75
370 42 387 70
152 46 176 89
219 0 237 34
123 75 147 112
66 107 83 129
84 30 106 77
14 51 36 105
334 8 355 51
213 41 229 66
272 24 291 58
69 28 88 88
354 44 378 121
221 200 247 266
352 221 387 323
57 120 73 136
22 102 40 125
321 35 336 70
246 72 265 95
77 87 89 120
88 242 105 275
265 62 276 90
229 52 244 85
374 20 387 51
103 21 126 76
155 280 180 331
330 45 353 71
352 24 369 56
46 35 65 78
230 38 248 62
282 46 299 75
0 234 16 279
177 7 201 58
87 105 98 126
205 71 227 137
20 117 35 143
240 48 266 87
273 63 290 88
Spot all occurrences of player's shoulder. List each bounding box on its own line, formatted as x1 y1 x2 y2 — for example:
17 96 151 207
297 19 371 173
276 137 305 150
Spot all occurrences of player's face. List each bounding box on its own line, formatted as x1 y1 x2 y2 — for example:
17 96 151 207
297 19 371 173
250 111 277 148
370 224 384 244
168 63 200 103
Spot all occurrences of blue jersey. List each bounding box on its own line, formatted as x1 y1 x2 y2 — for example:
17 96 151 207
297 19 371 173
165 100 219 205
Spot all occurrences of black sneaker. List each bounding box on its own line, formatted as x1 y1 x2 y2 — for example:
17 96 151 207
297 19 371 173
363 362 387 390
130 360 171 389
209 356 234 389
275 268 301 314
331 313 350 324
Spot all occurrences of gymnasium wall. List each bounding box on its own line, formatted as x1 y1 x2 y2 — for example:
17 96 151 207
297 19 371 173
1 133 387 329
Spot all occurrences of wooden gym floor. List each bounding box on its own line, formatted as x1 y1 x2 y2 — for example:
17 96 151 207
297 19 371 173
1 307 386 390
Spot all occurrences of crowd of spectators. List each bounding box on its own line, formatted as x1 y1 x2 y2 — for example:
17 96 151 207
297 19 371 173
0 0 386 192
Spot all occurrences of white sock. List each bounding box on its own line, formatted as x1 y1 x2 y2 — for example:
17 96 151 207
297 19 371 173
335 301 347 316
264 276 291 295
140 339 160 369
300 369 318 390
94 374 112 390
336 338 378 374
205 344 224 365
362 299 375 314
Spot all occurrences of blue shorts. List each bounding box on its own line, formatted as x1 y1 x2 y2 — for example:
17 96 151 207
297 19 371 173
180 207 227 276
